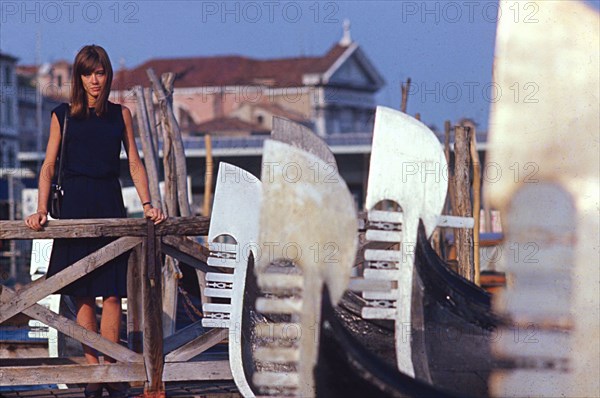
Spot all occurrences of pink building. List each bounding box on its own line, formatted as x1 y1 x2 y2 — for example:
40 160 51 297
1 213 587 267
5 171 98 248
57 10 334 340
111 31 384 137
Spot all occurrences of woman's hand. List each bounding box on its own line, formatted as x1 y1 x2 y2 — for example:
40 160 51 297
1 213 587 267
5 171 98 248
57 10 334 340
25 211 48 231
144 206 167 225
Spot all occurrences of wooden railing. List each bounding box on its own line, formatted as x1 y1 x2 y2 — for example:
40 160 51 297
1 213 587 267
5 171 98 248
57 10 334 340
0 217 232 396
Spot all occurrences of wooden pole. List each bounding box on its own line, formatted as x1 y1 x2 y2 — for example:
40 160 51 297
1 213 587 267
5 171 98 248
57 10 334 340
142 220 165 397
203 134 213 217
144 87 160 164
454 126 474 281
136 84 178 337
147 69 192 217
401 77 411 113
468 124 482 285
134 86 162 210
443 120 455 261
147 69 204 317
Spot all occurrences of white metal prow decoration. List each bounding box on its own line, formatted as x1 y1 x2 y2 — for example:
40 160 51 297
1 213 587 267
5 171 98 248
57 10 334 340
486 1 599 397
252 140 358 397
271 116 338 170
362 106 448 377
201 162 261 398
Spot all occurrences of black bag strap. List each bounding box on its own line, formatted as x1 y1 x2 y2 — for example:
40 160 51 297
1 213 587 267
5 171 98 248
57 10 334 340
56 104 69 188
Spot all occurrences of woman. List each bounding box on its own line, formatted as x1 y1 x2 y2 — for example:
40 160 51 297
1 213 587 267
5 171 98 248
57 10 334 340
25 45 166 397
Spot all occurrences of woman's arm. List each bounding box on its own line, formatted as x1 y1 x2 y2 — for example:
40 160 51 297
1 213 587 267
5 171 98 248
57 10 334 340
25 113 61 230
122 105 166 224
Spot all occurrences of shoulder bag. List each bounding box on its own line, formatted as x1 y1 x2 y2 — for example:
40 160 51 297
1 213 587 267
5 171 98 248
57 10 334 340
48 105 69 219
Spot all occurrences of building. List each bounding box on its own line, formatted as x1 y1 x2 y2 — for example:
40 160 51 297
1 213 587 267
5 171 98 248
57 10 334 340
16 63 65 153
111 24 384 138
1 52 19 171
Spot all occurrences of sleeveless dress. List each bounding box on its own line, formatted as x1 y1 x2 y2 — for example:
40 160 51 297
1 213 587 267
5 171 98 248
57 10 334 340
45 102 129 297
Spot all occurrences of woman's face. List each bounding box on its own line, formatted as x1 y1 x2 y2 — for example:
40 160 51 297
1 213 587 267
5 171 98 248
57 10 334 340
80 65 107 103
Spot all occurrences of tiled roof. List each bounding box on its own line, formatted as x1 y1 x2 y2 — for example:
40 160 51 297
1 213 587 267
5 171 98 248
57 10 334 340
0 52 18 62
113 44 349 90
189 116 269 135
16 65 38 76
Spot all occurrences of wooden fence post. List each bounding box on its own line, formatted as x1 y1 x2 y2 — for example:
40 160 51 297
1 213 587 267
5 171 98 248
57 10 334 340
127 244 143 353
468 124 482 285
401 77 411 113
454 126 474 281
142 220 165 396
442 121 455 261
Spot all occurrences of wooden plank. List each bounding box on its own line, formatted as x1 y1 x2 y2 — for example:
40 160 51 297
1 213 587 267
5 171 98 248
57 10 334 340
0 342 47 358
162 235 209 265
454 126 474 281
0 237 142 324
0 217 209 240
142 228 164 393
163 320 205 354
0 356 90 366
0 289 142 363
162 257 180 337
0 362 146 386
164 328 227 362
162 360 232 382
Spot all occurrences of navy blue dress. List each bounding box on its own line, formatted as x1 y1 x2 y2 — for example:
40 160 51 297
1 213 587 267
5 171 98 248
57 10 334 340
46 102 129 297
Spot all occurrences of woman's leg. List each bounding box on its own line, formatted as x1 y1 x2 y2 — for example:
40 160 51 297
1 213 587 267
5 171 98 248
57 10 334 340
76 297 103 394
101 296 129 396
75 297 99 364
100 296 122 363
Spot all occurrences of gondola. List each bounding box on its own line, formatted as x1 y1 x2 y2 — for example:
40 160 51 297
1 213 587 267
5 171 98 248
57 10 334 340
316 285 461 398
333 222 499 397
410 221 499 397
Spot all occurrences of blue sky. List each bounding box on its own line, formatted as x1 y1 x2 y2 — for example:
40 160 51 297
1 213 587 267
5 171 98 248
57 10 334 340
1 1 598 131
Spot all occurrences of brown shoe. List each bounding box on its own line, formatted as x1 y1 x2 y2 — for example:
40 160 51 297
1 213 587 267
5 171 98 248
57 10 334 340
83 384 103 398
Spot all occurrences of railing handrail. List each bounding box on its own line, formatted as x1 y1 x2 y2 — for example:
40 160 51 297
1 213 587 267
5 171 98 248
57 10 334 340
0 216 210 240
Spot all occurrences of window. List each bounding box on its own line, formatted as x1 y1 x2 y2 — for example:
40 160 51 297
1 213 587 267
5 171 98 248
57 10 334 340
340 109 353 133
4 65 12 86
6 97 13 127
7 145 15 167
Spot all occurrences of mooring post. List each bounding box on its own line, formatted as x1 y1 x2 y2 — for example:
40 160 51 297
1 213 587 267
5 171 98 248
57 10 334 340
142 219 165 397
127 244 143 353
454 126 474 281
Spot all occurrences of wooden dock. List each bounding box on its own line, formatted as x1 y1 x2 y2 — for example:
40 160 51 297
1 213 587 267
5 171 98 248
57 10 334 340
0 381 240 397
0 217 235 397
